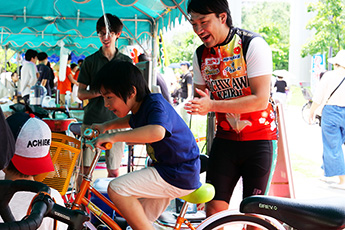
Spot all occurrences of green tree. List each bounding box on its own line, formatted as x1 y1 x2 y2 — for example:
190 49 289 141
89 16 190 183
301 0 345 59
242 2 290 70
164 28 201 65
0 47 18 73
259 24 289 70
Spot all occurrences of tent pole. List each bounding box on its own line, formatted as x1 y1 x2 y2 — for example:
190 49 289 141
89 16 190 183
122 23 148 55
151 21 158 89
171 0 191 23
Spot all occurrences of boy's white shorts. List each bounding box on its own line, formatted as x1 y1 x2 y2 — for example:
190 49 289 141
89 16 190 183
108 167 194 222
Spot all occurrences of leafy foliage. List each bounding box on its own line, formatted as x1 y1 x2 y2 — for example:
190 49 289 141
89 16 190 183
164 28 201 65
301 0 345 59
0 47 17 73
242 1 290 70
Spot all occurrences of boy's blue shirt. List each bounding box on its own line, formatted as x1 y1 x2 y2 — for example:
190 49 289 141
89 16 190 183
129 93 201 190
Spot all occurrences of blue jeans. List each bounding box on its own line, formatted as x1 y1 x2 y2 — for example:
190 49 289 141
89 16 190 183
321 105 345 177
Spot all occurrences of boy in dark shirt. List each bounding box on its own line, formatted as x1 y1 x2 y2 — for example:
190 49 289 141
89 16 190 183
91 61 201 230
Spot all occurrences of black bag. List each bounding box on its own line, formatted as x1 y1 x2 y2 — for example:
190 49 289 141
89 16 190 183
315 114 321 126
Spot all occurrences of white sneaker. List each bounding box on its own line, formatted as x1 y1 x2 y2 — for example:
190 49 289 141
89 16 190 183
330 183 345 190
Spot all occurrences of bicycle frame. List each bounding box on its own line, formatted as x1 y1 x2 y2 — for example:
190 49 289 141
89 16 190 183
71 147 123 230
70 145 201 230
70 134 252 230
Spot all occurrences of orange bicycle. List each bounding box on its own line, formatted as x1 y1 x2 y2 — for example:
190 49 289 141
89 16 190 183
59 129 284 230
66 128 215 230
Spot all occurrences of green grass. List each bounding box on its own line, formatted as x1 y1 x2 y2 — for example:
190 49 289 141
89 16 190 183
190 116 208 154
290 153 321 178
287 85 309 106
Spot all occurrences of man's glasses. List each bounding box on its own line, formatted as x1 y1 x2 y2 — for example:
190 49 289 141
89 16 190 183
97 32 115 38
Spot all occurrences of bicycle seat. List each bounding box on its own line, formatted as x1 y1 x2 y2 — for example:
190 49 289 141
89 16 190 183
179 183 215 204
240 195 345 230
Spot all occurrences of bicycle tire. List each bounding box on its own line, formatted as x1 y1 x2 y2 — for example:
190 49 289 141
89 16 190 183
199 214 279 230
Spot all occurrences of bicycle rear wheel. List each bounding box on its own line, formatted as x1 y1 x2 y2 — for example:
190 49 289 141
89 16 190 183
199 214 279 230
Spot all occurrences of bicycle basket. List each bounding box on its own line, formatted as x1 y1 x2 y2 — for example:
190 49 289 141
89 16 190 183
51 132 81 149
34 141 80 196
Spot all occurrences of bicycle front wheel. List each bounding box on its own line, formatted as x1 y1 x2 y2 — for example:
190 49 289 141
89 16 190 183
199 214 279 230
301 101 312 124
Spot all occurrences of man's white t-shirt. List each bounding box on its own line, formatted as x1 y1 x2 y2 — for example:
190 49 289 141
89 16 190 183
20 61 37 97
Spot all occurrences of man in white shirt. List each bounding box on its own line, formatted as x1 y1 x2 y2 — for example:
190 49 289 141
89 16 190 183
20 49 39 104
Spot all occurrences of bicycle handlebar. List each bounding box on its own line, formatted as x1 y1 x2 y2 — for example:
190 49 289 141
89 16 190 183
83 128 112 150
0 180 89 230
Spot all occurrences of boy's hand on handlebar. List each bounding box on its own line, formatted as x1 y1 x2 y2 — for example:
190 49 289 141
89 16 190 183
94 133 114 150
91 123 107 134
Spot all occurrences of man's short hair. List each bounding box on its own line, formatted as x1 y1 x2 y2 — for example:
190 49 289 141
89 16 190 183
96 13 123 34
37 52 48 61
187 0 233 29
24 49 38 62
93 61 150 103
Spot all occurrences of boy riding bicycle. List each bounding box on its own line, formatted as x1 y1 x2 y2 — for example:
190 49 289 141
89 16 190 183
90 60 201 230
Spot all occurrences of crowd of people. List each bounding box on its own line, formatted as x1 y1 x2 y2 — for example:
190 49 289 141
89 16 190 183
0 50 83 107
1 0 344 229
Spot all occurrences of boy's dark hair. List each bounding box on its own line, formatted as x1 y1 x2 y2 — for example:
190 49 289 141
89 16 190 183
71 63 78 70
37 52 48 61
96 13 123 34
94 61 150 103
24 49 38 62
78 59 84 65
68 54 72 61
6 161 31 178
187 0 233 29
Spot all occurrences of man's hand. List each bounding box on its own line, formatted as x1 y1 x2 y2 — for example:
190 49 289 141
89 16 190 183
184 88 211 116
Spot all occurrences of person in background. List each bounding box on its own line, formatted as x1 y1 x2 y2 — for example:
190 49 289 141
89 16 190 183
179 61 193 101
58 55 78 105
138 53 172 104
77 14 132 178
9 71 21 102
1 112 67 230
309 50 345 189
47 61 56 95
75 59 84 81
37 52 52 96
272 74 288 106
20 49 38 105
184 0 277 218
